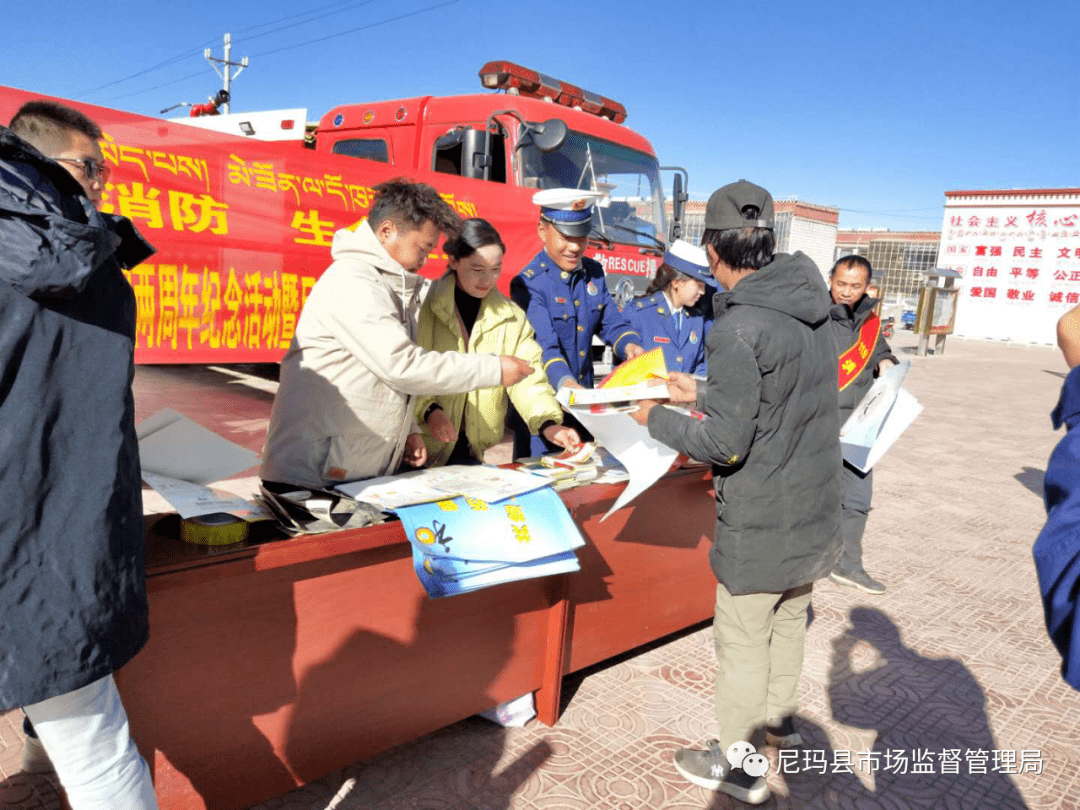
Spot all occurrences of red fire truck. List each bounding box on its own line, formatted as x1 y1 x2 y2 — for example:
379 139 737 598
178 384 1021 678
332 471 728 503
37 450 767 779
0 61 687 365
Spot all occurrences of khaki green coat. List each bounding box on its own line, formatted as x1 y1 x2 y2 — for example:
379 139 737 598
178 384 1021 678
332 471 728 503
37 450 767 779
416 275 563 465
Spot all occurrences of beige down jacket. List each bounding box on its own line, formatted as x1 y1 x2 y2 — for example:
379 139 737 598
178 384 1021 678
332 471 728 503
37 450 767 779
261 221 503 489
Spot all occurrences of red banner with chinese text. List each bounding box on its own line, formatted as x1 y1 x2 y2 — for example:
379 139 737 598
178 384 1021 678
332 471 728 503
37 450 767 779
0 87 484 364
0 84 664 365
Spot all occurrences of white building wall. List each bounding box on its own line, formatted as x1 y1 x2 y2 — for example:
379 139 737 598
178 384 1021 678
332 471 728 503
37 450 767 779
941 190 1080 345
789 217 838 282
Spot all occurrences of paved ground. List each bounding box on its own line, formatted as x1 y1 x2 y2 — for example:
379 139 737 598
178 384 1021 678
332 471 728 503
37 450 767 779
3 329 1079 810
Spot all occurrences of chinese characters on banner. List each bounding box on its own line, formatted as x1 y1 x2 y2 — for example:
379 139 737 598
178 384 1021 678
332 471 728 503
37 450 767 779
121 264 315 353
941 192 1080 344
97 133 479 361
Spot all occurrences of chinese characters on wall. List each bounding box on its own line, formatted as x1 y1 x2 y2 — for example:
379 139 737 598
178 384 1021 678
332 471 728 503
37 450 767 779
940 198 1080 344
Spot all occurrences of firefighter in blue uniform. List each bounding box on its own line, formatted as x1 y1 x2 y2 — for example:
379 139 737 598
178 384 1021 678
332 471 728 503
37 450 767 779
510 188 644 457
625 239 714 376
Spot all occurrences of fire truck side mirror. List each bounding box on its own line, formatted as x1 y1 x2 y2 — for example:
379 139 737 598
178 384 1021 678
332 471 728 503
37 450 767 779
672 173 685 225
434 128 497 182
513 118 567 154
531 119 567 153
661 166 689 242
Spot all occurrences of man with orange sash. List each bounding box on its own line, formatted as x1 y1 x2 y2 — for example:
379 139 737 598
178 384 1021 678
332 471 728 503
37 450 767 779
828 255 898 594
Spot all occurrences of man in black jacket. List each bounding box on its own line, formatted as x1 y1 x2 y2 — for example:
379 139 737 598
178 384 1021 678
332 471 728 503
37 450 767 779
632 180 841 804
0 101 158 808
827 256 898 595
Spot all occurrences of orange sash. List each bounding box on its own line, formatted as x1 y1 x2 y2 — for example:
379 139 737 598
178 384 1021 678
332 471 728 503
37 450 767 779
838 313 880 391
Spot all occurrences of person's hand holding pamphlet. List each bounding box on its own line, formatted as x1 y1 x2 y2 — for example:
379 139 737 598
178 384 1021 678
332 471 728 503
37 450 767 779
556 348 680 519
541 442 596 469
560 380 672 407
840 361 923 472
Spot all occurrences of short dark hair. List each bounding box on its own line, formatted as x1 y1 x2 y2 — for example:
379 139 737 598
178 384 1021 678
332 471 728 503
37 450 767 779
369 178 460 237
830 254 872 283
701 226 775 272
9 100 102 155
444 217 504 261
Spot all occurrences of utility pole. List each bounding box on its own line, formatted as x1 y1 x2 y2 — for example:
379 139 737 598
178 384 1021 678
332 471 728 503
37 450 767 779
204 33 248 114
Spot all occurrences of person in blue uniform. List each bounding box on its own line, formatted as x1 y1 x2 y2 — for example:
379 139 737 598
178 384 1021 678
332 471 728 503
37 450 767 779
1035 303 1080 691
510 188 644 457
625 240 712 376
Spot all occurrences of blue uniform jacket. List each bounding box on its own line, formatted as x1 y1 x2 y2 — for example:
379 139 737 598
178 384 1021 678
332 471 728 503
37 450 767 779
510 250 640 390
1035 365 1080 691
625 292 707 375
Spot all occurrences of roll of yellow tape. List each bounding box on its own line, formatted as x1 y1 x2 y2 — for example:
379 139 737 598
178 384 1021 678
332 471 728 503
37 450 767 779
181 513 249 546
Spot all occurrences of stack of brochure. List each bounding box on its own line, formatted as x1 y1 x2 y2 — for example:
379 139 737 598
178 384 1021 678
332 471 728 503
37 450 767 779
334 464 585 597
517 443 600 491
335 464 555 510
516 461 598 492
395 486 585 598
590 446 631 485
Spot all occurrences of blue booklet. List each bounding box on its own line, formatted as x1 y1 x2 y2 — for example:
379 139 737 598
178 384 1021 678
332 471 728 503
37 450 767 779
412 549 580 598
397 487 585 598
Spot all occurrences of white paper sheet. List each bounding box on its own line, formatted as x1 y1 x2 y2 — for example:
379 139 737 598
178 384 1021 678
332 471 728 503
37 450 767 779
840 362 921 472
558 389 678 521
845 387 924 472
561 381 671 406
135 407 184 441
138 409 260 485
335 465 553 510
422 465 552 503
141 471 270 520
335 471 452 510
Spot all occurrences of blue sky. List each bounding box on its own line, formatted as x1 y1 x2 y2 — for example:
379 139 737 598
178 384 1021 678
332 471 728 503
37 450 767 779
5 0 1077 231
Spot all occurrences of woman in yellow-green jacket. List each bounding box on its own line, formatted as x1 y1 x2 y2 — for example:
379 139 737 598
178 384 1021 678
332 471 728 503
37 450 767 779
416 218 581 466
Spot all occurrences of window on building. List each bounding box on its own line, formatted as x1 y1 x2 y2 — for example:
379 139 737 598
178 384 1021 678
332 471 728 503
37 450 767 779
865 240 939 306
773 211 793 254
680 212 705 245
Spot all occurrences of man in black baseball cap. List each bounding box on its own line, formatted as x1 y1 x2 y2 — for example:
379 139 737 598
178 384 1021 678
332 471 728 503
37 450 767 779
631 179 842 804
704 179 776 230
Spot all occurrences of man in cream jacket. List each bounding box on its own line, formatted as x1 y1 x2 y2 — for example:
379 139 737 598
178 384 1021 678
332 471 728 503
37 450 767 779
262 179 532 490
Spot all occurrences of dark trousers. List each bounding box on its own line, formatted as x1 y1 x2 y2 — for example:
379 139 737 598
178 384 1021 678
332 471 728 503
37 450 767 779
839 461 873 574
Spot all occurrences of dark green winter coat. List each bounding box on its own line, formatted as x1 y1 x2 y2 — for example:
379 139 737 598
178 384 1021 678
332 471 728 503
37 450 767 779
648 252 842 595
828 295 898 426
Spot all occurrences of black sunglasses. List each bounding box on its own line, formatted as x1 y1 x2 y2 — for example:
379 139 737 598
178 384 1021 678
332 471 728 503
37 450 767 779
51 156 111 182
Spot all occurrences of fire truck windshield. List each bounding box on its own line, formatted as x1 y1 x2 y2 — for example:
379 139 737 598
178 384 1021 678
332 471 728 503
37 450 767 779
520 129 665 249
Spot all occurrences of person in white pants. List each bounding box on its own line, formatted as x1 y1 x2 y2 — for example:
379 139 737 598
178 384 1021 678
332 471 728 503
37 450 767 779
1 101 158 809
22 677 157 808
